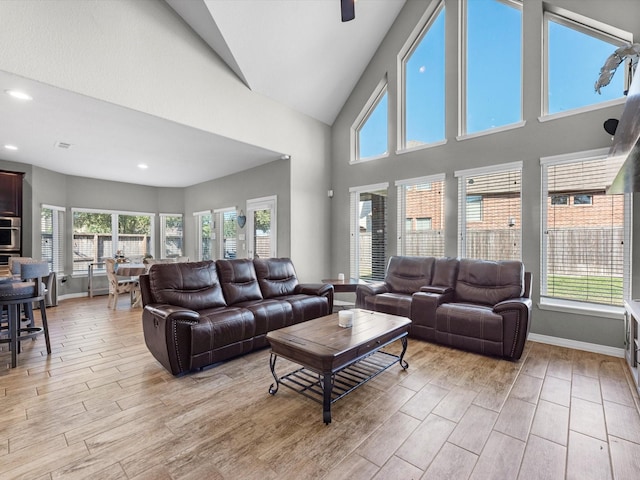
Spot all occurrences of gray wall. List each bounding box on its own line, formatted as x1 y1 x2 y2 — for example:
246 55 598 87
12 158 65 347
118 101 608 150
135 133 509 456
330 0 640 348
184 158 291 262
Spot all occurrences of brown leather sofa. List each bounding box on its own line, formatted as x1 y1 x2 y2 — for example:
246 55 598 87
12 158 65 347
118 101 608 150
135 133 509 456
140 258 333 375
356 256 532 360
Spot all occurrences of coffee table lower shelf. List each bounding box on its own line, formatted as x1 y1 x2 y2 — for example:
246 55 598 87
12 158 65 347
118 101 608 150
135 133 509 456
268 339 408 424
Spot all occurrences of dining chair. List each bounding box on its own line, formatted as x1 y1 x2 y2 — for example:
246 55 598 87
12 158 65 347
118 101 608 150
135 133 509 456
105 258 138 309
0 261 51 368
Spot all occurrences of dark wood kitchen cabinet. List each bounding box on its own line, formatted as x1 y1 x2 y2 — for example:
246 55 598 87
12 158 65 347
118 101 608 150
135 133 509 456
0 170 23 217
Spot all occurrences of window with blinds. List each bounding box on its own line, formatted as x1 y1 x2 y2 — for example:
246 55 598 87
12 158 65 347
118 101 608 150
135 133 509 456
117 214 153 259
541 149 630 307
350 184 388 281
194 211 212 261
456 162 522 260
160 214 183 258
396 174 445 257
41 205 65 274
214 208 237 259
72 209 154 274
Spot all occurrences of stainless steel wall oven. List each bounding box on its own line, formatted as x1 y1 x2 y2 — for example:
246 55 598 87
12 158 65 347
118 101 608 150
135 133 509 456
0 217 21 265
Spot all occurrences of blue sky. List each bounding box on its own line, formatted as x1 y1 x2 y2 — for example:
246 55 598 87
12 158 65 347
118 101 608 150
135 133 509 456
358 0 625 159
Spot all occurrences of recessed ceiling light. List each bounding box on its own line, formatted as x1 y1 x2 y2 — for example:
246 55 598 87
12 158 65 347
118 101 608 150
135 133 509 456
4 145 18 151
138 164 148 169
5 90 32 101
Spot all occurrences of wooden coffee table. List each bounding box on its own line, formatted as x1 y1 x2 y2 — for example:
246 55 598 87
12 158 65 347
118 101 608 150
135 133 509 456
266 309 410 424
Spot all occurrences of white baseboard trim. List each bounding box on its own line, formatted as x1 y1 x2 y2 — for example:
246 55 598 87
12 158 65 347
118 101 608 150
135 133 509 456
528 333 624 358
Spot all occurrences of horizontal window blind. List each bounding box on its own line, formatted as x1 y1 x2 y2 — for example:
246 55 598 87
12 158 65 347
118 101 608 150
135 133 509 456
160 214 183 259
194 212 213 261
456 163 522 260
213 208 236 260
541 152 630 306
350 184 388 281
41 205 65 274
396 174 445 257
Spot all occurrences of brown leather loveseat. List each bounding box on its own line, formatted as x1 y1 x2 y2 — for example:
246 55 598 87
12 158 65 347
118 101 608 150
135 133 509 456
356 256 532 360
140 258 333 375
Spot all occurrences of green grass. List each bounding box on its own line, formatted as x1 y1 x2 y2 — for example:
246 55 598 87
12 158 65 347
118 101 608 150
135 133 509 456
547 275 623 305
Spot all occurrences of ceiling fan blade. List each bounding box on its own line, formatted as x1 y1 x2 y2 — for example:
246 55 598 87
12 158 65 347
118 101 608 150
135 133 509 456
341 0 355 22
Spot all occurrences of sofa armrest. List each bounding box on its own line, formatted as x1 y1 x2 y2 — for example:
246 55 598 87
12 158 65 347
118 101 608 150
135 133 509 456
142 304 201 375
145 304 200 321
355 282 388 308
494 297 532 313
493 297 533 360
410 290 455 331
419 285 454 294
295 283 332 296
295 283 334 312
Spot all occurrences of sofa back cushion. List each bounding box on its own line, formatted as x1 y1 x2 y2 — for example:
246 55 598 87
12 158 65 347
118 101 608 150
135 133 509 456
454 259 524 306
217 259 263 305
386 256 435 294
432 257 459 287
148 260 226 310
254 257 299 298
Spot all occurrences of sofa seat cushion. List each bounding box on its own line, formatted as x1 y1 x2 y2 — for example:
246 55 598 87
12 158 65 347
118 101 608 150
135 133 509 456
278 294 329 324
435 303 503 356
364 292 412 317
235 299 293 336
196 307 256 350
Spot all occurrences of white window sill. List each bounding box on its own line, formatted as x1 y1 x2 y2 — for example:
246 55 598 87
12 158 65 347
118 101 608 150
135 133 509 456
538 296 624 320
538 97 625 123
456 121 526 142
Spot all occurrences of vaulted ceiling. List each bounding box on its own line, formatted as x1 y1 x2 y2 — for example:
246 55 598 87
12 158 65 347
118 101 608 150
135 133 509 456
0 0 405 187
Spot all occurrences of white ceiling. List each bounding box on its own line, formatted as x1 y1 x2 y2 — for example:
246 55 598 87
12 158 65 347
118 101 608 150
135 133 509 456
0 0 405 188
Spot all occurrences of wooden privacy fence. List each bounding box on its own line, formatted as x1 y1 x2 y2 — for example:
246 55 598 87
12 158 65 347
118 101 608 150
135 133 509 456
546 227 624 277
358 227 623 279
73 233 150 273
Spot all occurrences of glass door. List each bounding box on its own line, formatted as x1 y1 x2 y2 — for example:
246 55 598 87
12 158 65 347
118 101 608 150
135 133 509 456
246 196 277 259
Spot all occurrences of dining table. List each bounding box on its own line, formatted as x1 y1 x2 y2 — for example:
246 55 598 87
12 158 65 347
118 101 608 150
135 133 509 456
114 263 147 277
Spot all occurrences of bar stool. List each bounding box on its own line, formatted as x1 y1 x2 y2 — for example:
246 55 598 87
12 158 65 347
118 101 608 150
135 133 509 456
0 262 51 368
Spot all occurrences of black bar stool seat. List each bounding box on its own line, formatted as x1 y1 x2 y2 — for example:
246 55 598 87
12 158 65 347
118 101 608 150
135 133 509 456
0 262 51 368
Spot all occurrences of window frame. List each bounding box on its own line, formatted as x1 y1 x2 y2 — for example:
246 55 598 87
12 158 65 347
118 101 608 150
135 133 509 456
41 204 65 275
395 173 445 257
539 148 631 313
455 161 523 260
351 76 389 164
350 182 389 281
397 0 446 153
71 207 155 276
459 0 523 138
214 207 237 260
247 195 277 259
193 210 213 261
159 213 183 259
541 7 632 119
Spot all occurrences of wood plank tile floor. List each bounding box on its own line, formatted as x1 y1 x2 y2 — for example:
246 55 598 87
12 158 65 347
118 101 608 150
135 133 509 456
1 297 639 479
